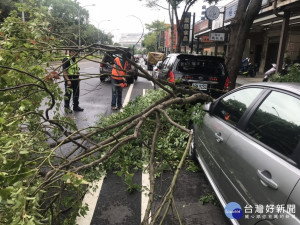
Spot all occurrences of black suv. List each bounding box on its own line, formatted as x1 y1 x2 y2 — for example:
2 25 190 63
100 48 137 84
157 54 229 98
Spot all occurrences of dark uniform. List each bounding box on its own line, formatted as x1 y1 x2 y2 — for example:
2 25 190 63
62 51 84 112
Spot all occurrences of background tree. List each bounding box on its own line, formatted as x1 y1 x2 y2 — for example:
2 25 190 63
36 0 113 47
144 20 167 51
144 0 217 52
142 32 157 51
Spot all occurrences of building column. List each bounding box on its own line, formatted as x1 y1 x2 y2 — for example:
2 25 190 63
276 11 290 73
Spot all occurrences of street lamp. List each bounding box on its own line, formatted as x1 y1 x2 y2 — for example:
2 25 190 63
128 15 144 55
63 3 95 49
96 20 111 44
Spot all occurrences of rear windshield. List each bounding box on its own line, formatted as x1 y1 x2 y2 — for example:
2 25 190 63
177 58 225 76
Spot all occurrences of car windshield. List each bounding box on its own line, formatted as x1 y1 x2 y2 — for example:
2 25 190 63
177 58 224 75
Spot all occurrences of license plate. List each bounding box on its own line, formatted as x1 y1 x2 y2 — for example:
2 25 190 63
192 83 207 90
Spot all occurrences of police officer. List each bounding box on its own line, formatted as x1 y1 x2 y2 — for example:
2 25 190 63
62 49 84 113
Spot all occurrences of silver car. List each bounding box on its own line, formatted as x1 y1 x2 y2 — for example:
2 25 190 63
190 82 300 225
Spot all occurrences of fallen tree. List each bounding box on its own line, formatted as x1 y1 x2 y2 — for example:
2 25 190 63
0 4 212 225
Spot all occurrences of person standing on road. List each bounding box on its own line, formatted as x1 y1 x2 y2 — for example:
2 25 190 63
62 49 84 113
111 52 131 110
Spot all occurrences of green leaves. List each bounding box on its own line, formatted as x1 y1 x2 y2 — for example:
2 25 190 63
270 65 300 82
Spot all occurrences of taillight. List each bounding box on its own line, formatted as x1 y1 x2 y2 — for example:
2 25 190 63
224 76 230 91
100 63 103 68
183 75 193 80
168 71 175 83
209 77 218 82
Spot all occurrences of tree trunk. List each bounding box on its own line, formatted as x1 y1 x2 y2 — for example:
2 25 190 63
225 0 262 90
169 5 175 53
175 12 184 53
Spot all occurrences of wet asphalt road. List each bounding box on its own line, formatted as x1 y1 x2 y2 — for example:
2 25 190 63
52 60 231 225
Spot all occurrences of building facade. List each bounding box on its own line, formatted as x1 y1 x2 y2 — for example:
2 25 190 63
193 0 300 73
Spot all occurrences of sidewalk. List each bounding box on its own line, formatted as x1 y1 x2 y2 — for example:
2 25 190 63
236 72 264 87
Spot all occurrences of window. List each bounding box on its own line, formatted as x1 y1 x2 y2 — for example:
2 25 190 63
177 59 225 76
166 56 176 70
161 58 170 70
246 91 300 166
214 88 263 126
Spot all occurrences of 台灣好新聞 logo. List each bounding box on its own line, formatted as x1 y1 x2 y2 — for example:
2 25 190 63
225 202 243 219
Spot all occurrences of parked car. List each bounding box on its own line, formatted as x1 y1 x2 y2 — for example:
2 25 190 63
152 60 162 79
157 54 229 98
100 48 137 84
190 82 300 225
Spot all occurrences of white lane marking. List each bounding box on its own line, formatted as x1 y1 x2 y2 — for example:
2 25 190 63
76 82 138 224
141 167 151 222
120 83 134 112
141 89 151 223
76 179 104 225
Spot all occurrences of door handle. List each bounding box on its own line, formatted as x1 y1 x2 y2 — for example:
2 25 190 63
214 132 223 143
257 169 278 190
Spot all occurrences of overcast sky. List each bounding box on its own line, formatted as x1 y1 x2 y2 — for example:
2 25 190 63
77 0 232 42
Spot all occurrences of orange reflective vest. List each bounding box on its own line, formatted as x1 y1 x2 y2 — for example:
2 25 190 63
111 57 128 80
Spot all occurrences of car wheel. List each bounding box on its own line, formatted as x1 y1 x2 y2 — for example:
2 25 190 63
188 125 196 160
100 77 106 82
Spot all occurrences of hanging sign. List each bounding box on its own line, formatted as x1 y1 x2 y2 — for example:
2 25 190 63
182 12 191 46
209 33 225 41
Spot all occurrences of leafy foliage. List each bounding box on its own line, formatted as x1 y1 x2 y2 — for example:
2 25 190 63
84 88 202 190
0 2 207 224
200 192 220 206
270 65 300 82
0 2 82 224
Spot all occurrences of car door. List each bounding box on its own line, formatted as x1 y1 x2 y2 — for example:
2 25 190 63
285 179 300 225
219 89 300 224
194 87 264 208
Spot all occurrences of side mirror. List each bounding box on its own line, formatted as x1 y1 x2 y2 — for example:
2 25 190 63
203 102 211 113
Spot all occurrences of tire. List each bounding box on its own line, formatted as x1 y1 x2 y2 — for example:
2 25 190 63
100 77 106 82
249 68 256 77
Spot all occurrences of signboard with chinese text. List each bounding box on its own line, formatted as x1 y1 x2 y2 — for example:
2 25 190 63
209 32 225 41
160 31 165 47
201 35 213 43
182 12 191 46
224 0 270 21
224 3 238 21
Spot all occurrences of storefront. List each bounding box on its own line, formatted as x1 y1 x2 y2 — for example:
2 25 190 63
193 0 300 73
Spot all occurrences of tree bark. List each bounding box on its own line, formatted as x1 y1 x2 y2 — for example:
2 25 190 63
225 0 262 90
